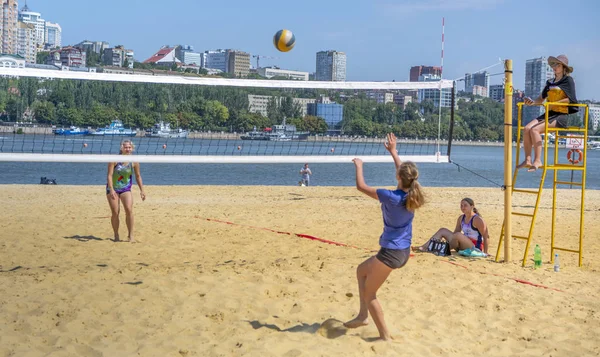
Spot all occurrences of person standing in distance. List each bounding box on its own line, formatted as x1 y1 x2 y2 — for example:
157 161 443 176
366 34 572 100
299 163 312 186
106 139 146 242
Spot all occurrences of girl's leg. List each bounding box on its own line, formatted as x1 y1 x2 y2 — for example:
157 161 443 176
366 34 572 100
119 191 135 242
364 257 394 340
344 257 372 328
345 256 394 341
107 194 121 241
529 120 557 171
448 232 475 251
413 228 454 252
517 120 537 169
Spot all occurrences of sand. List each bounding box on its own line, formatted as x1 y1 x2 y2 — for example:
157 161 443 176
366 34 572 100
1 185 599 357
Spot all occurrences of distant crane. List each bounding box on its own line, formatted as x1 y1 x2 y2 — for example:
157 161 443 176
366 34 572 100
252 55 279 69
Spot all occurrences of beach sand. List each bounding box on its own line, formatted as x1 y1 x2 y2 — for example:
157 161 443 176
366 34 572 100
1 185 599 357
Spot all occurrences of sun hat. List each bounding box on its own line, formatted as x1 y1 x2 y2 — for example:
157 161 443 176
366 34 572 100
548 54 573 73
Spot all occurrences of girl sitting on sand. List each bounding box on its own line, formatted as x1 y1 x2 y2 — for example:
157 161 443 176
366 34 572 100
413 198 489 255
344 133 425 341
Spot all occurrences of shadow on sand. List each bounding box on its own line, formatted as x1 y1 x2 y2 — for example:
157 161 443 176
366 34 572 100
247 318 348 339
63 235 105 242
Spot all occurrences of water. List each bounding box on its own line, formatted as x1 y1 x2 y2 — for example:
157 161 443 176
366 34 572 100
0 140 599 189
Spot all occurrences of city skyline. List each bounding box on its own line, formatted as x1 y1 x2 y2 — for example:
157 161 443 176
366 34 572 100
16 0 600 100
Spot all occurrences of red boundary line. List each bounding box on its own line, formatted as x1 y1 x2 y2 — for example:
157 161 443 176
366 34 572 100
441 260 565 293
196 216 374 251
196 216 562 292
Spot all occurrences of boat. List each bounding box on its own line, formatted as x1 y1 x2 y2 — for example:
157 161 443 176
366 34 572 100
240 120 309 141
89 120 136 137
240 130 270 140
145 122 189 138
589 141 600 150
53 126 89 135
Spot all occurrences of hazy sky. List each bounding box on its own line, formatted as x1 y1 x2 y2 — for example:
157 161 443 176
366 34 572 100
30 0 599 100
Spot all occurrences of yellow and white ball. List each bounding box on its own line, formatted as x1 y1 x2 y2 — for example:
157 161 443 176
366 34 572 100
273 29 296 52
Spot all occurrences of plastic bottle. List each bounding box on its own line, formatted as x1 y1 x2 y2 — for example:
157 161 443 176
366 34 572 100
534 245 542 269
554 253 560 272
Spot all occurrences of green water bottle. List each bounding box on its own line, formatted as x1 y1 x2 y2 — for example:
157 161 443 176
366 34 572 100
534 244 542 269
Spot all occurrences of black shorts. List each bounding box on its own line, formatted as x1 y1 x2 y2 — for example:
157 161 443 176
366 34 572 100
535 112 568 128
376 248 410 269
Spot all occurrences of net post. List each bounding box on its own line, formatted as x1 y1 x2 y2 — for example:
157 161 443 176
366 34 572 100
447 80 456 162
503 59 513 262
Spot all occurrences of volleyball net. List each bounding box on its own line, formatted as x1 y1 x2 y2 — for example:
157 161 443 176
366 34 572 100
0 67 454 163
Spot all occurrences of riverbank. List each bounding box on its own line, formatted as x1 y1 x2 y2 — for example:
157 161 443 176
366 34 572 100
0 125 538 148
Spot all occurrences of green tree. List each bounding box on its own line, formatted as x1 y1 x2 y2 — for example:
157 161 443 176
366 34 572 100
32 101 56 124
36 51 50 64
300 115 328 134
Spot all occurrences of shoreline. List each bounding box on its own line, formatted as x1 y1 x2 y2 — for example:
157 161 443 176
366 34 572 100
0 126 555 148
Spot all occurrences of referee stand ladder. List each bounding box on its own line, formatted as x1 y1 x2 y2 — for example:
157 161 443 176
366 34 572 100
496 102 589 267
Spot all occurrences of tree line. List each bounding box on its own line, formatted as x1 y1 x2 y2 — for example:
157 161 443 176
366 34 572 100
0 77 595 138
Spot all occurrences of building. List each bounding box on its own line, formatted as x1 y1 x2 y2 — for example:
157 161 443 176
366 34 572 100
143 46 179 66
257 66 309 81
366 91 394 104
580 104 600 131
315 50 346 81
513 89 525 124
307 100 344 128
471 85 488 97
248 94 316 117
590 104 600 131
464 72 488 94
417 74 453 108
48 46 86 67
0 53 24 68
103 45 134 68
524 57 553 123
75 40 109 54
17 2 44 47
227 50 250 77
44 21 60 48
409 66 442 82
175 45 201 66
2 0 19 54
16 21 35 63
489 84 504 102
394 94 413 109
201 49 228 72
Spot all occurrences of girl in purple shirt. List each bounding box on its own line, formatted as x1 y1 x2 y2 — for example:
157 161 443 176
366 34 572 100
344 133 425 341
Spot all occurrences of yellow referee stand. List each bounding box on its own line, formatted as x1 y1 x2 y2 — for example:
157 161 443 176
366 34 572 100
496 102 589 267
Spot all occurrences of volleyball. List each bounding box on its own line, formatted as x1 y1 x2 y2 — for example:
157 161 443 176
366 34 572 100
273 29 295 52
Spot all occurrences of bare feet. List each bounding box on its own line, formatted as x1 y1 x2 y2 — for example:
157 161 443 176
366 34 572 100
516 160 532 169
127 236 136 243
411 245 427 253
344 317 369 329
114 235 120 242
527 161 542 172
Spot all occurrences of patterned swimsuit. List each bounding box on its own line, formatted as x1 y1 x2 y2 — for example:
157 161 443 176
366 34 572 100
106 162 133 194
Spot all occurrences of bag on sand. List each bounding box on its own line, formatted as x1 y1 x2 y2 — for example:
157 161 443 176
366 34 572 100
427 239 451 256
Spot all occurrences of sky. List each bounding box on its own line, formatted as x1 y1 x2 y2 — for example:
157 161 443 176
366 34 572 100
29 0 599 100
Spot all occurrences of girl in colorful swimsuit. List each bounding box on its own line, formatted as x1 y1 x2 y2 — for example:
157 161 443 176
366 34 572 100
413 198 489 255
518 54 578 172
106 139 146 242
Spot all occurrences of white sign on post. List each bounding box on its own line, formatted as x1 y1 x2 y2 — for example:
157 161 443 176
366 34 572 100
566 134 583 149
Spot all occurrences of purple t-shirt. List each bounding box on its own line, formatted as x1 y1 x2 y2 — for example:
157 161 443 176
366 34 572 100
376 188 414 250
